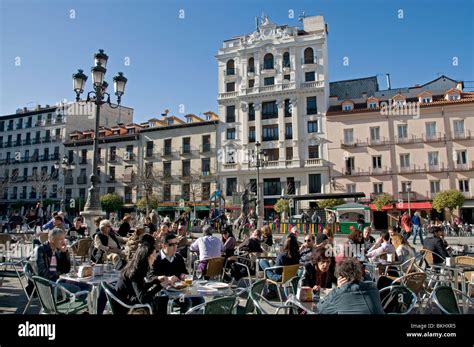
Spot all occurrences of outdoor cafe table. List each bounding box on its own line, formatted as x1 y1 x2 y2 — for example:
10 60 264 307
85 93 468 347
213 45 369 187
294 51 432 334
164 280 235 314
285 294 319 314
59 270 120 314
363 260 404 281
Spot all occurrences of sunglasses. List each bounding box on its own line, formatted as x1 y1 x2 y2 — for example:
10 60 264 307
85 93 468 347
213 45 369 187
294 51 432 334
305 239 313 242
167 242 178 247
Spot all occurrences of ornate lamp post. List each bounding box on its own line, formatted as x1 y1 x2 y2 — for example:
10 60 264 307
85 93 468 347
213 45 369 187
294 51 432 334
72 49 127 227
250 141 268 228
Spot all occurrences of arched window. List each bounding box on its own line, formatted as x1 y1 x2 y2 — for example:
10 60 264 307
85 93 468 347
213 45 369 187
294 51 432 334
248 57 255 73
226 59 235 75
263 53 274 69
304 47 314 64
283 52 290 68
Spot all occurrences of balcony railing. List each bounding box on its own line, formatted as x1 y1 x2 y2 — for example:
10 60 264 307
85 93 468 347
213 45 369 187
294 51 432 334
23 139 31 145
19 193 27 199
452 130 472 140
180 146 192 156
423 132 445 143
65 177 74 185
223 163 239 170
301 57 317 65
398 163 449 174
398 191 417 200
123 173 134 183
368 137 390 146
224 68 236 76
123 152 135 161
77 176 88 184
395 135 422 145
454 161 474 171
200 144 212 153
340 139 367 148
299 81 324 89
305 158 324 167
162 148 174 157
342 166 392 176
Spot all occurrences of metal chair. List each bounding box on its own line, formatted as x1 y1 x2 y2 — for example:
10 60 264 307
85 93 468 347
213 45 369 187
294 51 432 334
101 282 153 314
419 249 445 268
430 285 474 314
38 232 49 244
193 256 225 280
236 277 266 314
31 275 89 314
21 261 38 314
379 285 417 314
455 256 474 297
249 279 294 314
264 264 300 302
71 238 92 262
184 296 237 315
392 272 427 312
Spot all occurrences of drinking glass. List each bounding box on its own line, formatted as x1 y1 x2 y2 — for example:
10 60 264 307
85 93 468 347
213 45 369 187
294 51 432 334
196 269 203 280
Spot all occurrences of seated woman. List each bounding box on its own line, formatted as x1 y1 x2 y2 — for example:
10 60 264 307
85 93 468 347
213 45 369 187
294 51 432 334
91 219 127 268
300 248 336 292
391 234 416 263
115 234 171 314
259 236 300 299
125 225 146 262
222 226 236 258
238 229 263 253
261 225 273 248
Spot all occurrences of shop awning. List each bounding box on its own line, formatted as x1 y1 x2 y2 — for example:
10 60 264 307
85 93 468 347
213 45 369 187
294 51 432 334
396 202 432 210
461 200 474 208
368 204 392 211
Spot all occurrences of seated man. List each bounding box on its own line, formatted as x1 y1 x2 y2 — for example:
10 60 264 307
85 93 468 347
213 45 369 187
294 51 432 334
366 230 396 262
299 234 315 265
42 214 66 231
423 226 449 264
189 225 223 275
317 257 385 314
91 219 127 267
152 233 188 281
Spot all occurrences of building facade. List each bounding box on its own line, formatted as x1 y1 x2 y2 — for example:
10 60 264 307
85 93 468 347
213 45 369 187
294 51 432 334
326 75 474 227
0 102 133 213
216 15 330 218
64 112 220 217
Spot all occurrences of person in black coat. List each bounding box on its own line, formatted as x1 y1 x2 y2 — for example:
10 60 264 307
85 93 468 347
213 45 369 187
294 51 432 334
152 233 188 280
300 248 336 291
117 215 132 237
34 228 71 281
115 234 171 314
423 226 450 264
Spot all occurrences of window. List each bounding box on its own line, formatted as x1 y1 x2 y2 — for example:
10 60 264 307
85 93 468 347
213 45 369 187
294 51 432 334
182 160 190 177
226 105 236 123
262 101 278 119
201 158 211 174
248 103 255 121
17 118 23 129
401 182 411 193
372 156 382 169
266 148 279 161
428 152 439 167
307 121 318 133
373 183 383 194
109 146 116 161
305 71 315 82
370 127 380 141
109 167 115 181
283 52 290 68
285 124 292 140
263 53 274 69
249 179 257 194
145 162 153 178
280 100 290 119
422 97 432 103
201 182 211 200
262 125 279 141
304 47 315 64
226 148 236 163
248 79 255 88
79 189 86 200
346 184 356 193
226 178 237 196
345 157 355 175
164 139 172 155
163 184 171 201
264 77 274 86
308 145 320 159
306 96 317 115
0 121 3 131
449 94 460 101
400 154 410 168
425 122 437 138
248 126 256 142
226 128 236 140
456 150 467 165
124 186 133 203
398 124 408 139
343 129 354 144
81 149 87 164
308 174 321 193
202 135 211 152
146 141 154 157
226 59 235 75
226 82 235 92
127 128 135 134
342 104 353 111
283 74 291 82
430 181 440 194
248 57 255 73
125 145 134 160
182 137 191 153
163 162 172 177
453 120 465 136
286 177 295 194
263 178 281 196
286 147 293 160
368 102 378 109
459 179 470 193
107 187 115 194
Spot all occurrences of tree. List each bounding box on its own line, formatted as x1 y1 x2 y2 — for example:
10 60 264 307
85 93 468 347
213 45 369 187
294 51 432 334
136 194 160 212
273 198 289 214
128 165 163 216
432 190 465 218
372 193 392 211
100 193 123 214
30 170 51 205
317 198 345 209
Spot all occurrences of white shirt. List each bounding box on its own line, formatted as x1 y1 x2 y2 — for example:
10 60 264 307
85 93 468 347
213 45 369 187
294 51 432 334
160 249 175 263
190 235 223 260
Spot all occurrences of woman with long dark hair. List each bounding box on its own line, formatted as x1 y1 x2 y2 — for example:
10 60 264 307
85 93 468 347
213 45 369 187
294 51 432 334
115 234 170 314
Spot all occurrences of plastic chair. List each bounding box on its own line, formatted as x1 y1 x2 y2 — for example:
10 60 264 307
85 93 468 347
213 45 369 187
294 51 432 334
101 282 153 314
264 264 300 302
184 296 237 315
31 275 89 314
71 238 92 262
430 285 474 314
379 285 417 314
193 257 225 280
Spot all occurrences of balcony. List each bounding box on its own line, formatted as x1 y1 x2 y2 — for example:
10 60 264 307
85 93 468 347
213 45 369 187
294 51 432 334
370 193 393 201
42 136 51 143
180 146 193 156
23 139 31 145
123 173 135 183
217 91 239 100
265 160 280 168
422 132 446 143
301 57 317 67
200 171 213 179
79 159 88 165
145 150 159 160
223 163 239 170
454 161 474 171
106 176 116 183
7 125 13 131
368 137 390 147
19 193 26 199
398 191 417 200
340 139 367 148
65 177 74 185
29 192 37 199
4 141 12 148
342 166 392 177
25 122 32 128
162 148 174 158
299 81 324 89
50 193 57 199
32 138 41 145
51 135 62 142
305 158 324 167
16 124 23 130
123 152 136 161
200 144 212 154
30 155 39 163
77 176 88 184
398 163 449 174
10 194 17 200
14 140 22 146
395 135 422 145
452 130 472 140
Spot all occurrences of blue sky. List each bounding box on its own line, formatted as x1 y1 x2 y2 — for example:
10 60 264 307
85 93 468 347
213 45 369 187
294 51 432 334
1 0 473 122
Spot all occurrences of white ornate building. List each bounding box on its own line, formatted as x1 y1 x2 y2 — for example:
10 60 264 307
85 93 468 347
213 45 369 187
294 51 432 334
216 15 330 218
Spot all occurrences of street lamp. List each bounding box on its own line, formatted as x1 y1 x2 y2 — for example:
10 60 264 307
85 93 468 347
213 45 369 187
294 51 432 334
407 182 412 216
251 141 268 228
55 155 75 212
72 49 127 223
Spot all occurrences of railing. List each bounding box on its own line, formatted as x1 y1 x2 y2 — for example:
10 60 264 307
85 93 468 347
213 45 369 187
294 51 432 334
223 163 238 170
454 161 474 171
4 142 12 148
32 138 41 145
106 177 116 183
25 122 32 128
19 193 26 199
65 177 74 185
29 193 37 199
14 140 22 146
422 132 445 142
123 173 134 183
265 160 279 168
217 91 239 100
123 153 135 161
223 68 236 76
162 148 174 157
10 194 17 200
305 158 323 166
200 144 212 153
395 135 422 144
452 130 472 140
301 58 317 65
42 136 51 143
77 176 88 184
340 139 367 148
398 191 417 200
370 193 393 200
342 167 392 176
300 81 324 89
180 146 193 155
367 137 390 146
23 139 31 145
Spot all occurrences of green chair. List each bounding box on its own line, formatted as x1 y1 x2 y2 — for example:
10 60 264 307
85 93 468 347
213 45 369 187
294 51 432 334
31 276 89 314
430 285 474 314
288 276 301 296
101 282 153 314
249 279 294 314
236 277 266 314
22 261 38 314
184 296 237 315
379 285 417 314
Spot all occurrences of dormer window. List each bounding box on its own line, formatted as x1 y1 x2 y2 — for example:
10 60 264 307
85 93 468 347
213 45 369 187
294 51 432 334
187 117 192 123
418 91 433 104
113 130 119 135
449 94 460 101
168 119 174 125
206 115 211 121
421 97 432 103
127 128 135 134
368 102 378 109
444 89 461 101
342 100 354 112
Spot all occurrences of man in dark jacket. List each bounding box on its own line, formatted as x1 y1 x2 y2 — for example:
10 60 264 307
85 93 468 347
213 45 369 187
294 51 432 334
317 257 385 314
34 228 71 281
423 226 449 264
152 233 188 280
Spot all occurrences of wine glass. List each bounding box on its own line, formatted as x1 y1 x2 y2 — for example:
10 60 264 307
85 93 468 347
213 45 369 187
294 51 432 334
196 269 203 280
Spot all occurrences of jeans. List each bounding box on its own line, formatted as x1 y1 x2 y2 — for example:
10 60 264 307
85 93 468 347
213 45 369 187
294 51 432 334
412 224 423 245
259 259 281 293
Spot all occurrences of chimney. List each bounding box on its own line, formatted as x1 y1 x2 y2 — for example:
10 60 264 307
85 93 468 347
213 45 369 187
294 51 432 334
456 81 463 91
386 74 391 90
362 92 368 101
23 107 28 112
